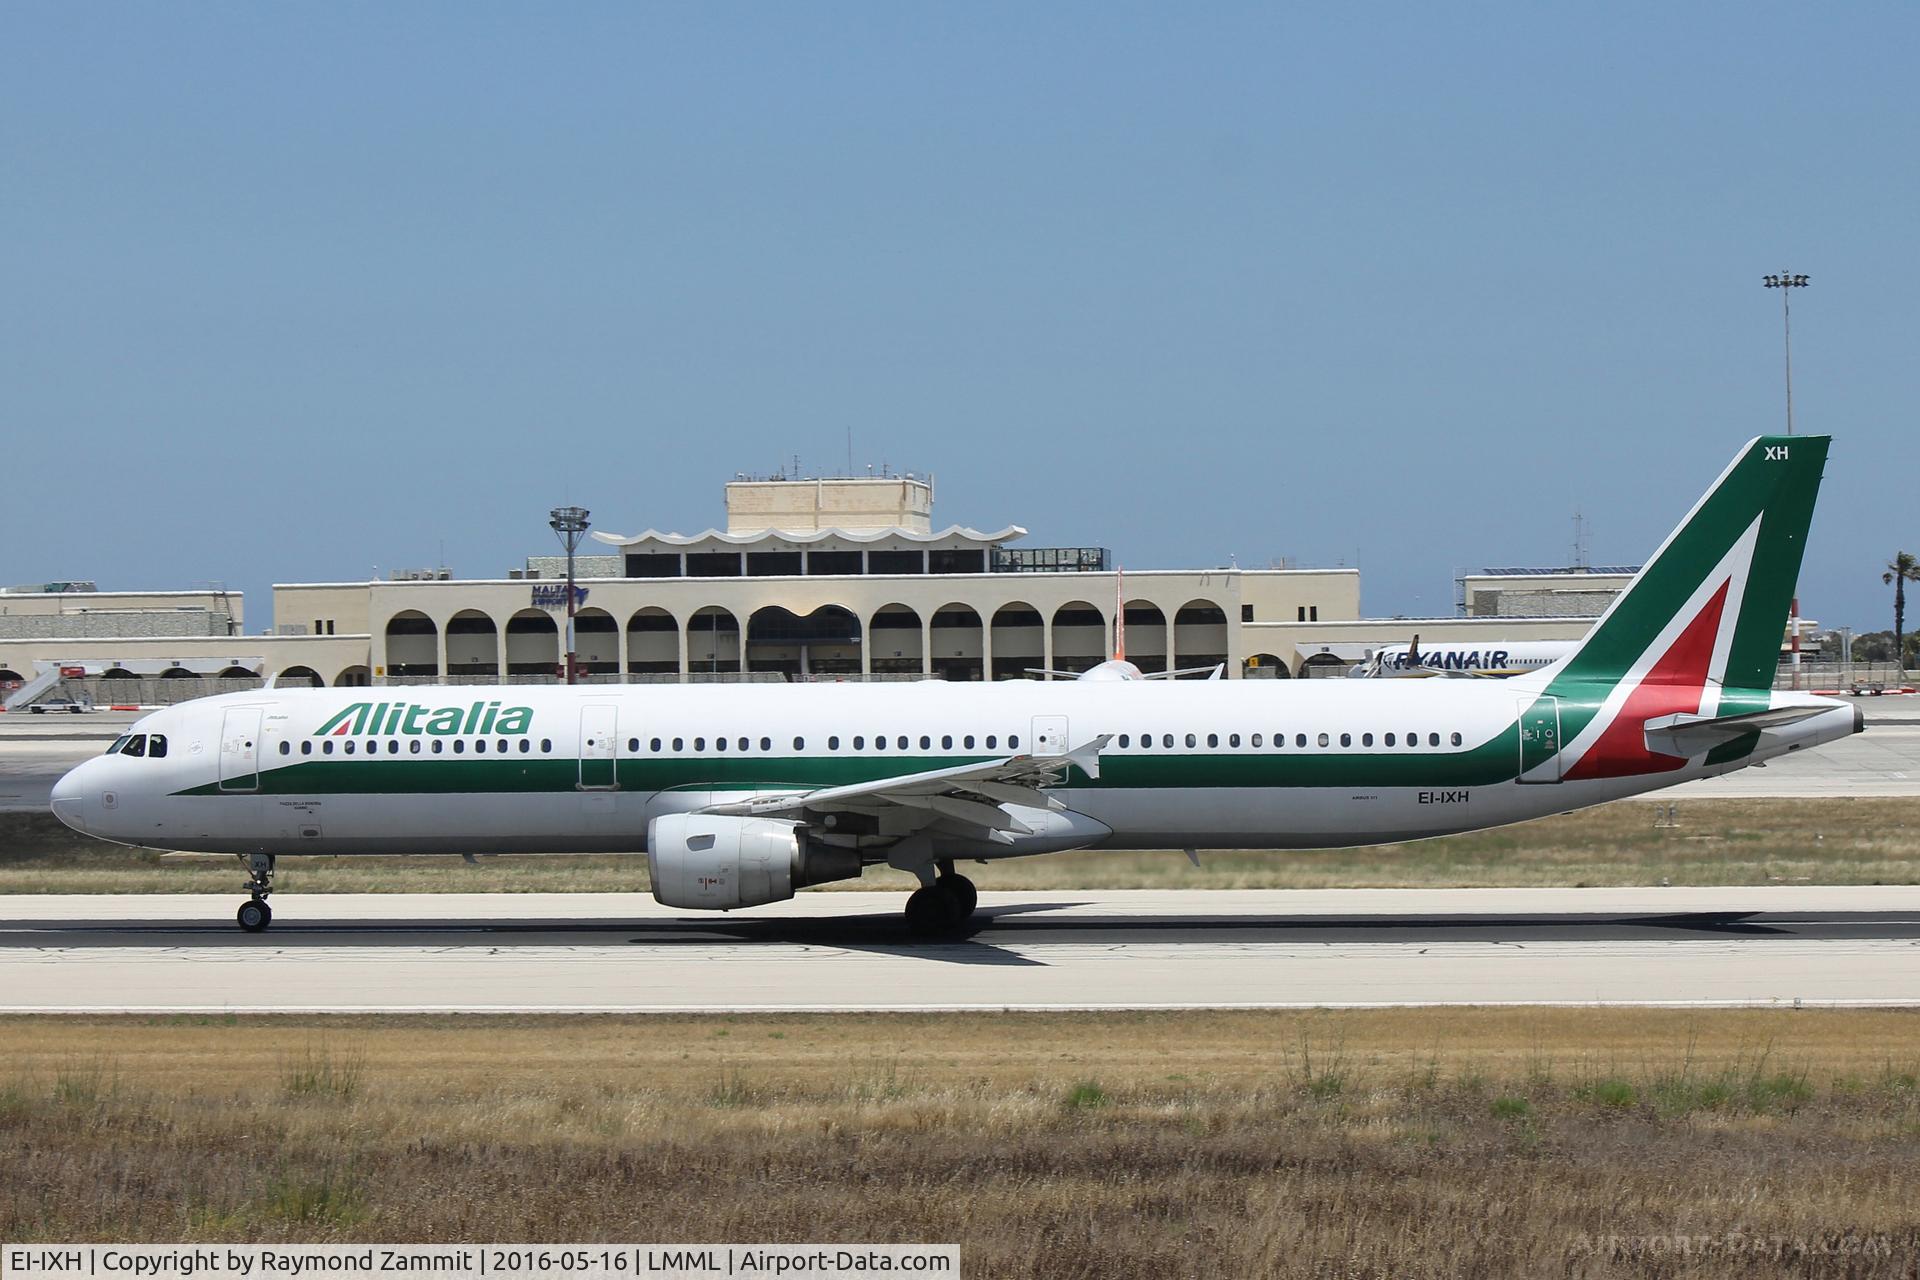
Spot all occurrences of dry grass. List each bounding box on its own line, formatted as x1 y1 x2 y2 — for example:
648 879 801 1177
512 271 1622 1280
2 1010 1919 1276
4 798 1918 894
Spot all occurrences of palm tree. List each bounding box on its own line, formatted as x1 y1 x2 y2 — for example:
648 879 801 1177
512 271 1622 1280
1887 552 1920 671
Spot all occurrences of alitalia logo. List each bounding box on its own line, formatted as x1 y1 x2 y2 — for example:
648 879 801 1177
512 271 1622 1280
314 700 535 737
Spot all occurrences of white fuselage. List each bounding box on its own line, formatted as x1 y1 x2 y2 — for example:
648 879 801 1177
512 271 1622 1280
50 677 1857 862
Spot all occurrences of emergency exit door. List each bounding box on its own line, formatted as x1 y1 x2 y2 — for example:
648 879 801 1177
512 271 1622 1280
1030 715 1069 756
579 705 618 790
1516 696 1563 783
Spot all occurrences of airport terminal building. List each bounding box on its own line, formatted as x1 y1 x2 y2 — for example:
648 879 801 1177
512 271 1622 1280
2 474 1618 700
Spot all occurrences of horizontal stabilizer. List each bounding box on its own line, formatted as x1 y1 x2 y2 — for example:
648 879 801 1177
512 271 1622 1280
1643 705 1828 758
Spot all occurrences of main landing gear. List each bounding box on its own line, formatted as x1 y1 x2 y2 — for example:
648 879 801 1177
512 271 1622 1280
904 862 978 938
236 853 275 932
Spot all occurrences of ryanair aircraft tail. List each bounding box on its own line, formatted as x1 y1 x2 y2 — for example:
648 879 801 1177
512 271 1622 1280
1526 435 1829 780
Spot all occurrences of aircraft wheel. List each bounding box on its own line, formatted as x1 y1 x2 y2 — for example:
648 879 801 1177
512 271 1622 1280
905 884 962 937
940 873 978 920
237 899 272 933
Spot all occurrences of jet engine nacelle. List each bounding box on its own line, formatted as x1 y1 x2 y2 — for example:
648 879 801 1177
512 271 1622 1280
647 813 861 910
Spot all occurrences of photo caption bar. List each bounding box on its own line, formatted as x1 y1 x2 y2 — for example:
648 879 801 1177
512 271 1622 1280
2 1247 959 1280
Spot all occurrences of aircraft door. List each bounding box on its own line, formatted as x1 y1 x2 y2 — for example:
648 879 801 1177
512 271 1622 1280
1516 696 1563 783
219 709 263 793
1030 715 1069 757
579 705 618 790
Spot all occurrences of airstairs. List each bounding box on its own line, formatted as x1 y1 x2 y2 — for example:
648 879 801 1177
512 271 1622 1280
2 664 65 712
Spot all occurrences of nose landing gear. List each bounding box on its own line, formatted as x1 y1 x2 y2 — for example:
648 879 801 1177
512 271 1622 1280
236 853 275 932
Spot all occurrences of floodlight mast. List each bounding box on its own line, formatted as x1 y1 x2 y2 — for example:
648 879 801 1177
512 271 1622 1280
1761 272 1809 436
548 506 591 685
1759 272 1809 688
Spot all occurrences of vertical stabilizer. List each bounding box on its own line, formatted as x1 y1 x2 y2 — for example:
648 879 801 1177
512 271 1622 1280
1533 435 1828 779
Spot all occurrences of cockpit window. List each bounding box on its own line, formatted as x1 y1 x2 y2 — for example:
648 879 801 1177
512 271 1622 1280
148 734 168 758
106 735 131 756
121 734 147 758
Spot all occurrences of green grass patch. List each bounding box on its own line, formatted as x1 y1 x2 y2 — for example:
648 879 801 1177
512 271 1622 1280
1064 1080 1108 1110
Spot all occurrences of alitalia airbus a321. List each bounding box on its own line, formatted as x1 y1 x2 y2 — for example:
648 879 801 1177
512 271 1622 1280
51 435 1862 934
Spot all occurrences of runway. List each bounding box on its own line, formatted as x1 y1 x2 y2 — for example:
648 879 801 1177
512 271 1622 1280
4 888 1919 1012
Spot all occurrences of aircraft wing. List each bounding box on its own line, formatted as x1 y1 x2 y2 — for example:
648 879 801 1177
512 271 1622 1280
696 736 1110 833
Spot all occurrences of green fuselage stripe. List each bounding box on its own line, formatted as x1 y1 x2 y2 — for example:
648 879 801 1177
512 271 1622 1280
175 726 1523 798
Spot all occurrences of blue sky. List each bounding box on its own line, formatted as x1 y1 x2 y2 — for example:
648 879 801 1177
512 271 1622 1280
5 3 1914 631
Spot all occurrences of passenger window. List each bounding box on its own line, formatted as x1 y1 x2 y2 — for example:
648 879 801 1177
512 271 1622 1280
1317 733 1329 748
1118 734 1130 748
1161 734 1173 748
672 738 684 752
1206 733 1218 748
344 741 356 755
941 735 953 750
475 739 486 754
323 740 335 755
1009 735 1019 749
540 738 552 753
1385 733 1396 747
1229 734 1240 748
1361 733 1373 747
919 735 931 750
498 739 509 753
1451 732 1463 746
854 736 865 750
1251 733 1262 748
1295 733 1307 748
964 735 975 749
300 740 312 756
897 735 908 750
828 736 840 750
1340 733 1351 747
739 737 749 752
695 737 707 751
986 735 997 749
793 737 805 751
628 738 639 752
1428 733 1440 747
1185 733 1197 748
652 738 663 752
432 740 444 754
760 737 771 751
519 739 532 754
279 741 291 756
715 737 727 751
388 740 400 754
453 740 465 754
410 740 423 754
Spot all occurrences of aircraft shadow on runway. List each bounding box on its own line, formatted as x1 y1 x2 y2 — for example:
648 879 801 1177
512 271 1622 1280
6 905 1920 966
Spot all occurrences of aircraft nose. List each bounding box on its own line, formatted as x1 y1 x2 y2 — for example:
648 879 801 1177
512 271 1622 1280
50 760 97 833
